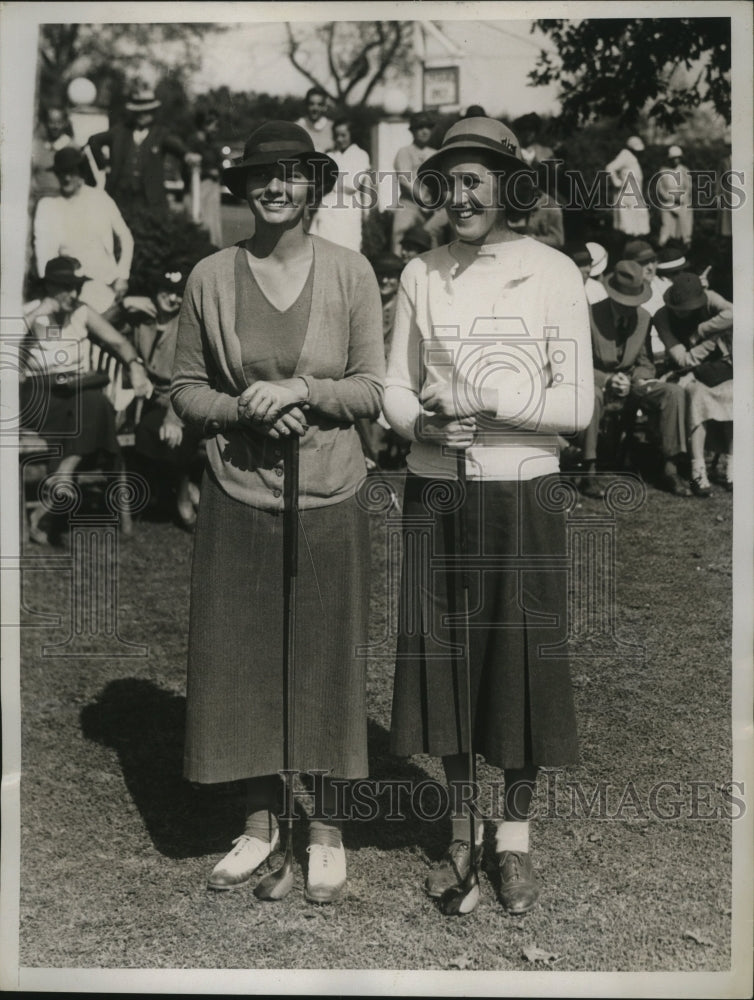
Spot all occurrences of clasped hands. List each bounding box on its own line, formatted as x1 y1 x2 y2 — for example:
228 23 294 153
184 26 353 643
416 379 499 448
237 379 309 439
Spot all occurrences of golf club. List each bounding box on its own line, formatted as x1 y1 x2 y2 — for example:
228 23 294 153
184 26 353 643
439 448 481 916
254 433 299 901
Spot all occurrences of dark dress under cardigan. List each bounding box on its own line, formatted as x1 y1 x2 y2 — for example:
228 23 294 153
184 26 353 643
172 239 384 784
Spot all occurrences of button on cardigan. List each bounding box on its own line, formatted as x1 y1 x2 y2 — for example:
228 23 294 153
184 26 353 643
171 238 384 511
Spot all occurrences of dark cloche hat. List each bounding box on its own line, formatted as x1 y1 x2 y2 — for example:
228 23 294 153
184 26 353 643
53 146 85 175
663 272 707 313
221 121 339 200
43 255 89 290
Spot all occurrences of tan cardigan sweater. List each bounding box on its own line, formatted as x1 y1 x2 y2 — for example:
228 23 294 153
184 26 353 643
171 238 384 510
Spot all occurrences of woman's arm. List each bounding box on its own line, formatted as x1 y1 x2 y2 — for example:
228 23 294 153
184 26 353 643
83 306 152 396
297 261 384 422
170 271 242 435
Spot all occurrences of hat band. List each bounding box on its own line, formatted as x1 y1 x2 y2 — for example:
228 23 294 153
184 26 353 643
254 140 314 155
440 132 519 158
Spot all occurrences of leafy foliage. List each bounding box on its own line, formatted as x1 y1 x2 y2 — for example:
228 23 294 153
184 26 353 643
37 23 226 108
127 209 218 298
530 19 731 128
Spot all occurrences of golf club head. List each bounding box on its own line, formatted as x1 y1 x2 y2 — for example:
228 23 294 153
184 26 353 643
253 854 295 901
438 871 481 916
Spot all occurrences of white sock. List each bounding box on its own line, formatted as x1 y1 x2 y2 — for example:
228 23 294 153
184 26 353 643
495 820 530 854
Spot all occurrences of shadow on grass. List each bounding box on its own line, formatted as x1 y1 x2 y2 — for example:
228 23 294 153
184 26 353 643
80 680 450 863
80 677 246 860
344 719 451 862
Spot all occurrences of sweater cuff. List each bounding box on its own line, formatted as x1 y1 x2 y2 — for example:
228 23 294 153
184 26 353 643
206 394 240 434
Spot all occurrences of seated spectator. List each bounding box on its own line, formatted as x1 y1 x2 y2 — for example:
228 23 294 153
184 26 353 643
399 224 432 262
563 241 607 304
655 243 688 281
579 260 690 498
21 256 152 543
34 146 134 318
309 118 371 252
585 242 609 304
124 268 203 530
654 273 733 495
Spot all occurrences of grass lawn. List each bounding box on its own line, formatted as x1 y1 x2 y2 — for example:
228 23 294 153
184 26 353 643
15 469 735 974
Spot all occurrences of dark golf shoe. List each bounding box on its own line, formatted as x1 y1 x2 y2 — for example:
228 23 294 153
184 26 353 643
496 850 540 914
426 840 483 899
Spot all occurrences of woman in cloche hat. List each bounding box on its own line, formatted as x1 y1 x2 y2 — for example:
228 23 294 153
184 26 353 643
384 117 594 915
21 255 153 543
171 122 384 903
653 272 734 494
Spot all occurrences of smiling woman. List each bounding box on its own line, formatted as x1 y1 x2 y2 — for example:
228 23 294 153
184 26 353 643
384 117 595 917
170 121 384 906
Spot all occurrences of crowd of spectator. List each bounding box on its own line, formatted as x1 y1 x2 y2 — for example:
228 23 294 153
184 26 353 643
21 85 735 543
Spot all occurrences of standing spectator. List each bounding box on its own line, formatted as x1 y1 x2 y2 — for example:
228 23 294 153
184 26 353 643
585 241 609 304
125 268 203 530
579 260 689 498
605 135 650 238
33 146 134 318
309 119 371 252
295 87 334 154
653 273 733 494
656 145 693 248
399 224 432 262
88 86 196 223
391 112 447 254
186 108 224 247
30 103 73 202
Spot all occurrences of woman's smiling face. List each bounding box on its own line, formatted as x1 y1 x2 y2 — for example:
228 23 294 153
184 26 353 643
441 151 507 244
245 160 312 227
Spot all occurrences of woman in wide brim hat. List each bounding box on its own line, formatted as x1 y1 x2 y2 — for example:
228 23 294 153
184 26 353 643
171 121 384 903
384 117 594 915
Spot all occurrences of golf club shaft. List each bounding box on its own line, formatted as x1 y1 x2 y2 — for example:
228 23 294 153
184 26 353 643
283 435 299 846
456 450 477 864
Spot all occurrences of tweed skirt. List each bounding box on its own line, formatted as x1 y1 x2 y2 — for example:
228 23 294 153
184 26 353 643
390 473 578 770
184 471 370 784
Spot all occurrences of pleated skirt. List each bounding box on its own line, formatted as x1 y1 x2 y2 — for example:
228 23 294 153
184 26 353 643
390 473 578 770
184 471 370 783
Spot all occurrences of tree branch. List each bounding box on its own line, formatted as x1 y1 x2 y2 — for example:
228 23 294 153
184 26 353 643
285 23 336 102
360 22 404 105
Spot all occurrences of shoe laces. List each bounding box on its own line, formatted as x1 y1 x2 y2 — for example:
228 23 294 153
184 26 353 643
500 850 525 879
307 843 336 864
